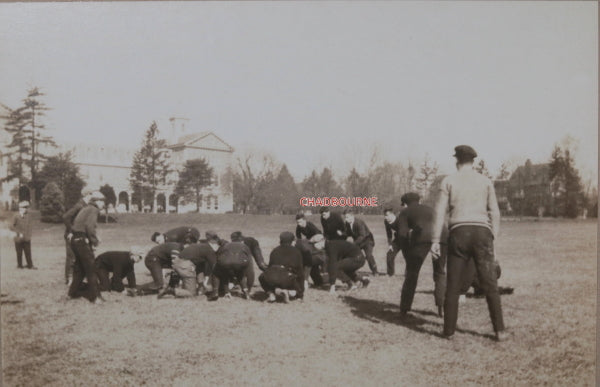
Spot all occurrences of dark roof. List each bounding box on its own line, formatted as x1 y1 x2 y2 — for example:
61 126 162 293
510 163 550 186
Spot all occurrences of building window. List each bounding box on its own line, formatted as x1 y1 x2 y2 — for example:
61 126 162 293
214 196 218 210
213 175 219 187
206 195 211 209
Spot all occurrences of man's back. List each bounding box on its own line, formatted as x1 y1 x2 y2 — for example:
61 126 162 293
269 245 303 272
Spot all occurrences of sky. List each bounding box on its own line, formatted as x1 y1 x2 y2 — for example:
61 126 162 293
0 1 597 182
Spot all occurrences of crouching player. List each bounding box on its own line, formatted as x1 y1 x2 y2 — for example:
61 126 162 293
129 242 183 296
259 232 304 303
295 236 326 289
310 234 369 295
95 247 144 295
208 232 258 301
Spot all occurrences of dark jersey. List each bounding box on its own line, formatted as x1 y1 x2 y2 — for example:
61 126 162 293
325 240 364 285
164 227 200 244
268 245 304 277
217 241 253 267
95 251 136 286
295 221 322 240
397 203 448 248
147 242 183 268
320 212 346 240
180 243 217 276
384 215 402 246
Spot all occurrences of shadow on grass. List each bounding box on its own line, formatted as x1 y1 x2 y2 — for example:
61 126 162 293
341 296 495 340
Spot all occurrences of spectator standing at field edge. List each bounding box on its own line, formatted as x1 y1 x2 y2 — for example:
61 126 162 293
431 145 505 341
9 201 36 269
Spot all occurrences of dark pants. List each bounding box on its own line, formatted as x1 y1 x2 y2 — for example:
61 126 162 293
137 254 166 294
386 243 401 276
336 255 366 285
432 244 448 308
304 250 325 286
68 238 99 302
65 237 75 281
444 226 505 336
361 241 378 274
15 240 33 268
212 261 254 296
259 266 304 298
399 243 430 313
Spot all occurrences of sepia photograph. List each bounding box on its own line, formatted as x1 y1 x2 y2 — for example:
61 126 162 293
0 1 597 386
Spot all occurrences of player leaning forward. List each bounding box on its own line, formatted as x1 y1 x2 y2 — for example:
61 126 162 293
431 145 506 341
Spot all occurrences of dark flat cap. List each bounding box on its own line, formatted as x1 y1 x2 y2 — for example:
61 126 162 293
453 145 477 160
295 213 305 220
319 206 329 214
401 192 420 205
279 231 295 244
230 231 244 241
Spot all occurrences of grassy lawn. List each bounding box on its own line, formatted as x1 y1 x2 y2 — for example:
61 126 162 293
1 214 596 386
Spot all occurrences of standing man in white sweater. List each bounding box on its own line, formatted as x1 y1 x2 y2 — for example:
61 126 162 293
431 145 505 341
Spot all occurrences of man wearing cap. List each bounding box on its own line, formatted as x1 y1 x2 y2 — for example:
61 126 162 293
132 242 183 295
397 192 448 318
343 209 379 275
63 190 92 284
311 234 370 294
431 145 505 341
68 192 105 303
151 226 200 245
9 201 35 269
295 213 322 240
259 232 305 303
95 248 144 294
319 207 346 241
383 207 402 276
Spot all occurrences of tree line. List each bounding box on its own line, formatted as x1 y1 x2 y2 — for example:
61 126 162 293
2 86 596 220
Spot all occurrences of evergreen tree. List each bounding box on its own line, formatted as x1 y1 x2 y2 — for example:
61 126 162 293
129 121 170 212
318 167 343 196
40 182 64 223
37 152 86 209
272 164 298 214
176 158 213 212
549 145 584 218
2 87 56 207
300 170 320 197
344 168 369 197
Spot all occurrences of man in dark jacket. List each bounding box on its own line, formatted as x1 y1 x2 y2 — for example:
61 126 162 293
383 207 402 276
62 190 91 284
151 226 200 245
68 192 105 304
133 241 183 295
343 209 379 275
397 192 448 317
295 213 321 240
208 232 265 301
259 232 305 303
95 247 144 293
319 206 346 240
311 234 370 295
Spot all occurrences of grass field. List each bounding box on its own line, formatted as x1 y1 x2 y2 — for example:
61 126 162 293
0 213 596 386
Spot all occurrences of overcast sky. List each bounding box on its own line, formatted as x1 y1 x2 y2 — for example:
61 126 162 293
0 1 597 182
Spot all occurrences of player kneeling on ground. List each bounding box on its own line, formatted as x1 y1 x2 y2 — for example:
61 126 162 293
295 236 326 289
259 232 305 303
158 250 199 298
129 242 183 296
310 234 370 295
95 247 144 295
